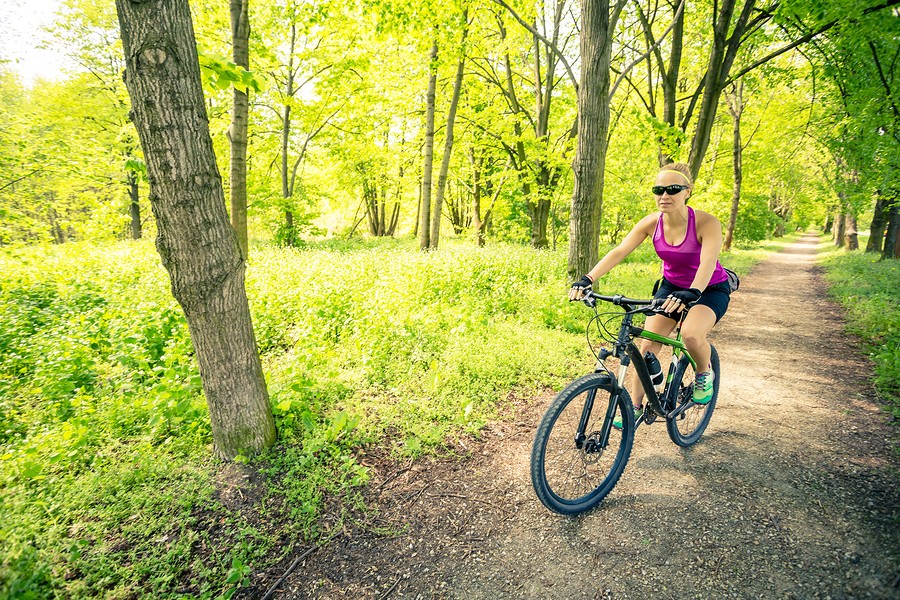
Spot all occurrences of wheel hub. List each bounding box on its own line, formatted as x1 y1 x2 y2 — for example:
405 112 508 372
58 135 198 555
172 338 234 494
581 431 606 463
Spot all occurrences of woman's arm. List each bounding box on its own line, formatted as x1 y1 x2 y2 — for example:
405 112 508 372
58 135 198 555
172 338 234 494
691 211 724 291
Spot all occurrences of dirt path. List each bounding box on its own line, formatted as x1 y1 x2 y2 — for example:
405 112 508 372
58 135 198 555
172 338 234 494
259 234 899 600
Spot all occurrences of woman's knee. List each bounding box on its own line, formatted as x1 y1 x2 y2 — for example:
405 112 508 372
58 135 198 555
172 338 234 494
680 328 707 348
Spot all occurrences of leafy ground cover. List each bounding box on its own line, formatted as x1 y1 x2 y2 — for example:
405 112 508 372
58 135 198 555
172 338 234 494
817 237 900 422
0 236 783 600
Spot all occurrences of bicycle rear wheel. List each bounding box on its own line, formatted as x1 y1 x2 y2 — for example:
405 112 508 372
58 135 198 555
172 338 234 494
530 374 634 515
666 344 719 447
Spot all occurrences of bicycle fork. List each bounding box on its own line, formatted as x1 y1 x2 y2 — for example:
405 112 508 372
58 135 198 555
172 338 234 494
573 381 622 453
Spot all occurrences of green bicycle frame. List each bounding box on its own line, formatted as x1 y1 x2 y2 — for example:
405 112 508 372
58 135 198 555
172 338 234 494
593 310 698 418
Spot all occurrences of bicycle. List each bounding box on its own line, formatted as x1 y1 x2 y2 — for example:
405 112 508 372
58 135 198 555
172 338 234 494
530 290 720 515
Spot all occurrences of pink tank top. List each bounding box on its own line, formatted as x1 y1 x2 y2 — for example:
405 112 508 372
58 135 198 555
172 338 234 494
652 207 728 288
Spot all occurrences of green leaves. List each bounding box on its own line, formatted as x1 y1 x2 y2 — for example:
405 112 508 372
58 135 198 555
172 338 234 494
197 46 268 94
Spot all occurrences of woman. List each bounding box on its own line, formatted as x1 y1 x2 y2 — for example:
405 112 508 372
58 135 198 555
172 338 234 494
569 162 731 418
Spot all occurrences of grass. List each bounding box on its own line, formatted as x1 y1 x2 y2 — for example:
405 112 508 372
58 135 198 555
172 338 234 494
0 234 783 600
816 235 900 423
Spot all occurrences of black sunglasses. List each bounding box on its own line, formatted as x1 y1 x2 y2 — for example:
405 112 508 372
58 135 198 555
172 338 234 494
652 184 690 196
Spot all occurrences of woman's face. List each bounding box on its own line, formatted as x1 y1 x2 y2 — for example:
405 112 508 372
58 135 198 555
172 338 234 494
653 171 691 213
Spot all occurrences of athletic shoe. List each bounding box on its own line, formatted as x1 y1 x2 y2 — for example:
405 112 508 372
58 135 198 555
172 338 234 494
613 405 643 430
693 369 715 404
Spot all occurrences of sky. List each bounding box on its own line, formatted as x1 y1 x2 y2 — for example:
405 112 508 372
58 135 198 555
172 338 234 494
0 0 68 84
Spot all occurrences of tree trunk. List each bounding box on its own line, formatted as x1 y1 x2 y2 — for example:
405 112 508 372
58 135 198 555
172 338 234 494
115 0 275 460
866 191 889 253
430 19 467 250
844 213 858 250
833 207 845 247
567 0 612 281
528 193 552 248
229 0 250 259
883 197 900 260
419 41 438 250
823 213 833 235
128 171 142 240
281 22 297 245
686 0 756 179
723 83 744 252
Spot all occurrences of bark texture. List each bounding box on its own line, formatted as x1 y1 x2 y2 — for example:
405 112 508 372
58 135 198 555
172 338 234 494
567 0 612 281
866 192 889 253
723 83 744 252
116 0 275 459
229 0 250 259
430 19 467 250
128 171 142 240
419 42 438 250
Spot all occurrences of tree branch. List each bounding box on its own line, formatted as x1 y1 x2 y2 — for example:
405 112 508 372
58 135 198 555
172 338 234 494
610 0 686 101
490 0 580 91
869 41 900 121
0 168 47 192
728 0 900 84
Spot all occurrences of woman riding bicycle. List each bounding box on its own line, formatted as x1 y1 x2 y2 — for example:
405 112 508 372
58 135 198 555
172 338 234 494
568 162 731 419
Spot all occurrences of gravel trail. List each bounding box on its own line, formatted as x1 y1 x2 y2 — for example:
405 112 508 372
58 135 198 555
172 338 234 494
261 233 899 600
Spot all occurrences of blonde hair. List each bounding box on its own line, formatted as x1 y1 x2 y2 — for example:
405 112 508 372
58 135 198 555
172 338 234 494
657 162 693 189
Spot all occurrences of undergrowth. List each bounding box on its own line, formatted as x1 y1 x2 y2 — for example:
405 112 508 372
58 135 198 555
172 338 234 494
0 235 777 600
817 240 900 424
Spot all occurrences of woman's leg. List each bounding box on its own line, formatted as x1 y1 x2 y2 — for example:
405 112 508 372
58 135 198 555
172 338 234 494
630 314 677 408
680 305 717 375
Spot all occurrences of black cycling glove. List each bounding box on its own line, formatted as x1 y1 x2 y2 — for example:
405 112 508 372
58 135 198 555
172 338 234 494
669 288 702 304
570 275 594 292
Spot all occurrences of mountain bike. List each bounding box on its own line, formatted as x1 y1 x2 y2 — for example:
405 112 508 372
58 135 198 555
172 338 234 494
530 290 720 515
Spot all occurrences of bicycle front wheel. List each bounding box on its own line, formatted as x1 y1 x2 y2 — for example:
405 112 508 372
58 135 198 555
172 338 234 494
530 374 634 515
666 344 719 447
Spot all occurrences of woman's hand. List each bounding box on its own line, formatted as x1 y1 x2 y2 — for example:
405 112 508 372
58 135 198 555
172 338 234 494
660 288 701 313
568 275 594 301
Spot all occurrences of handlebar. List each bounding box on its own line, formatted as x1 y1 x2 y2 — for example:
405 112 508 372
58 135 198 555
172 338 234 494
575 290 662 311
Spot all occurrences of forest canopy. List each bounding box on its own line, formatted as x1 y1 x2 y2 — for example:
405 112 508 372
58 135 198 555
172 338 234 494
0 0 896 256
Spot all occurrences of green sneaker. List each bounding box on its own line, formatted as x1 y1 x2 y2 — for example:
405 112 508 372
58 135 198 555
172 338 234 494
693 369 715 404
613 405 643 430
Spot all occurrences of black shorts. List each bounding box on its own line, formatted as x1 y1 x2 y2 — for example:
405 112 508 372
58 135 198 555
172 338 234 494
652 277 731 323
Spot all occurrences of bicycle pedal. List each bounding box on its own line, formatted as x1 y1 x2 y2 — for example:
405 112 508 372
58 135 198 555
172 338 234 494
642 406 658 424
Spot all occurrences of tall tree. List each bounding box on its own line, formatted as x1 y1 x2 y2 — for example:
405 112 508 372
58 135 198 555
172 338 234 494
229 0 250 258
430 13 469 249
723 81 746 252
419 41 438 250
482 2 577 248
115 0 276 459
567 0 627 279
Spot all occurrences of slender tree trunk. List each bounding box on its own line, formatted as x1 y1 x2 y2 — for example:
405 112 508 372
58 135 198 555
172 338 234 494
661 1 684 162
469 148 485 247
723 83 744 252
229 0 250 259
419 41 438 250
128 171 142 240
115 0 275 460
281 22 297 245
430 19 468 250
567 0 612 281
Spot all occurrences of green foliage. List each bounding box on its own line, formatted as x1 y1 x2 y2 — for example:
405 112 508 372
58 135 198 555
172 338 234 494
819 246 900 419
197 46 268 94
0 233 782 598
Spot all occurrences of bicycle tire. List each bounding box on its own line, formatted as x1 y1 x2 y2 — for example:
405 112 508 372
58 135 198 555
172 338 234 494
665 344 719 447
530 374 634 515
